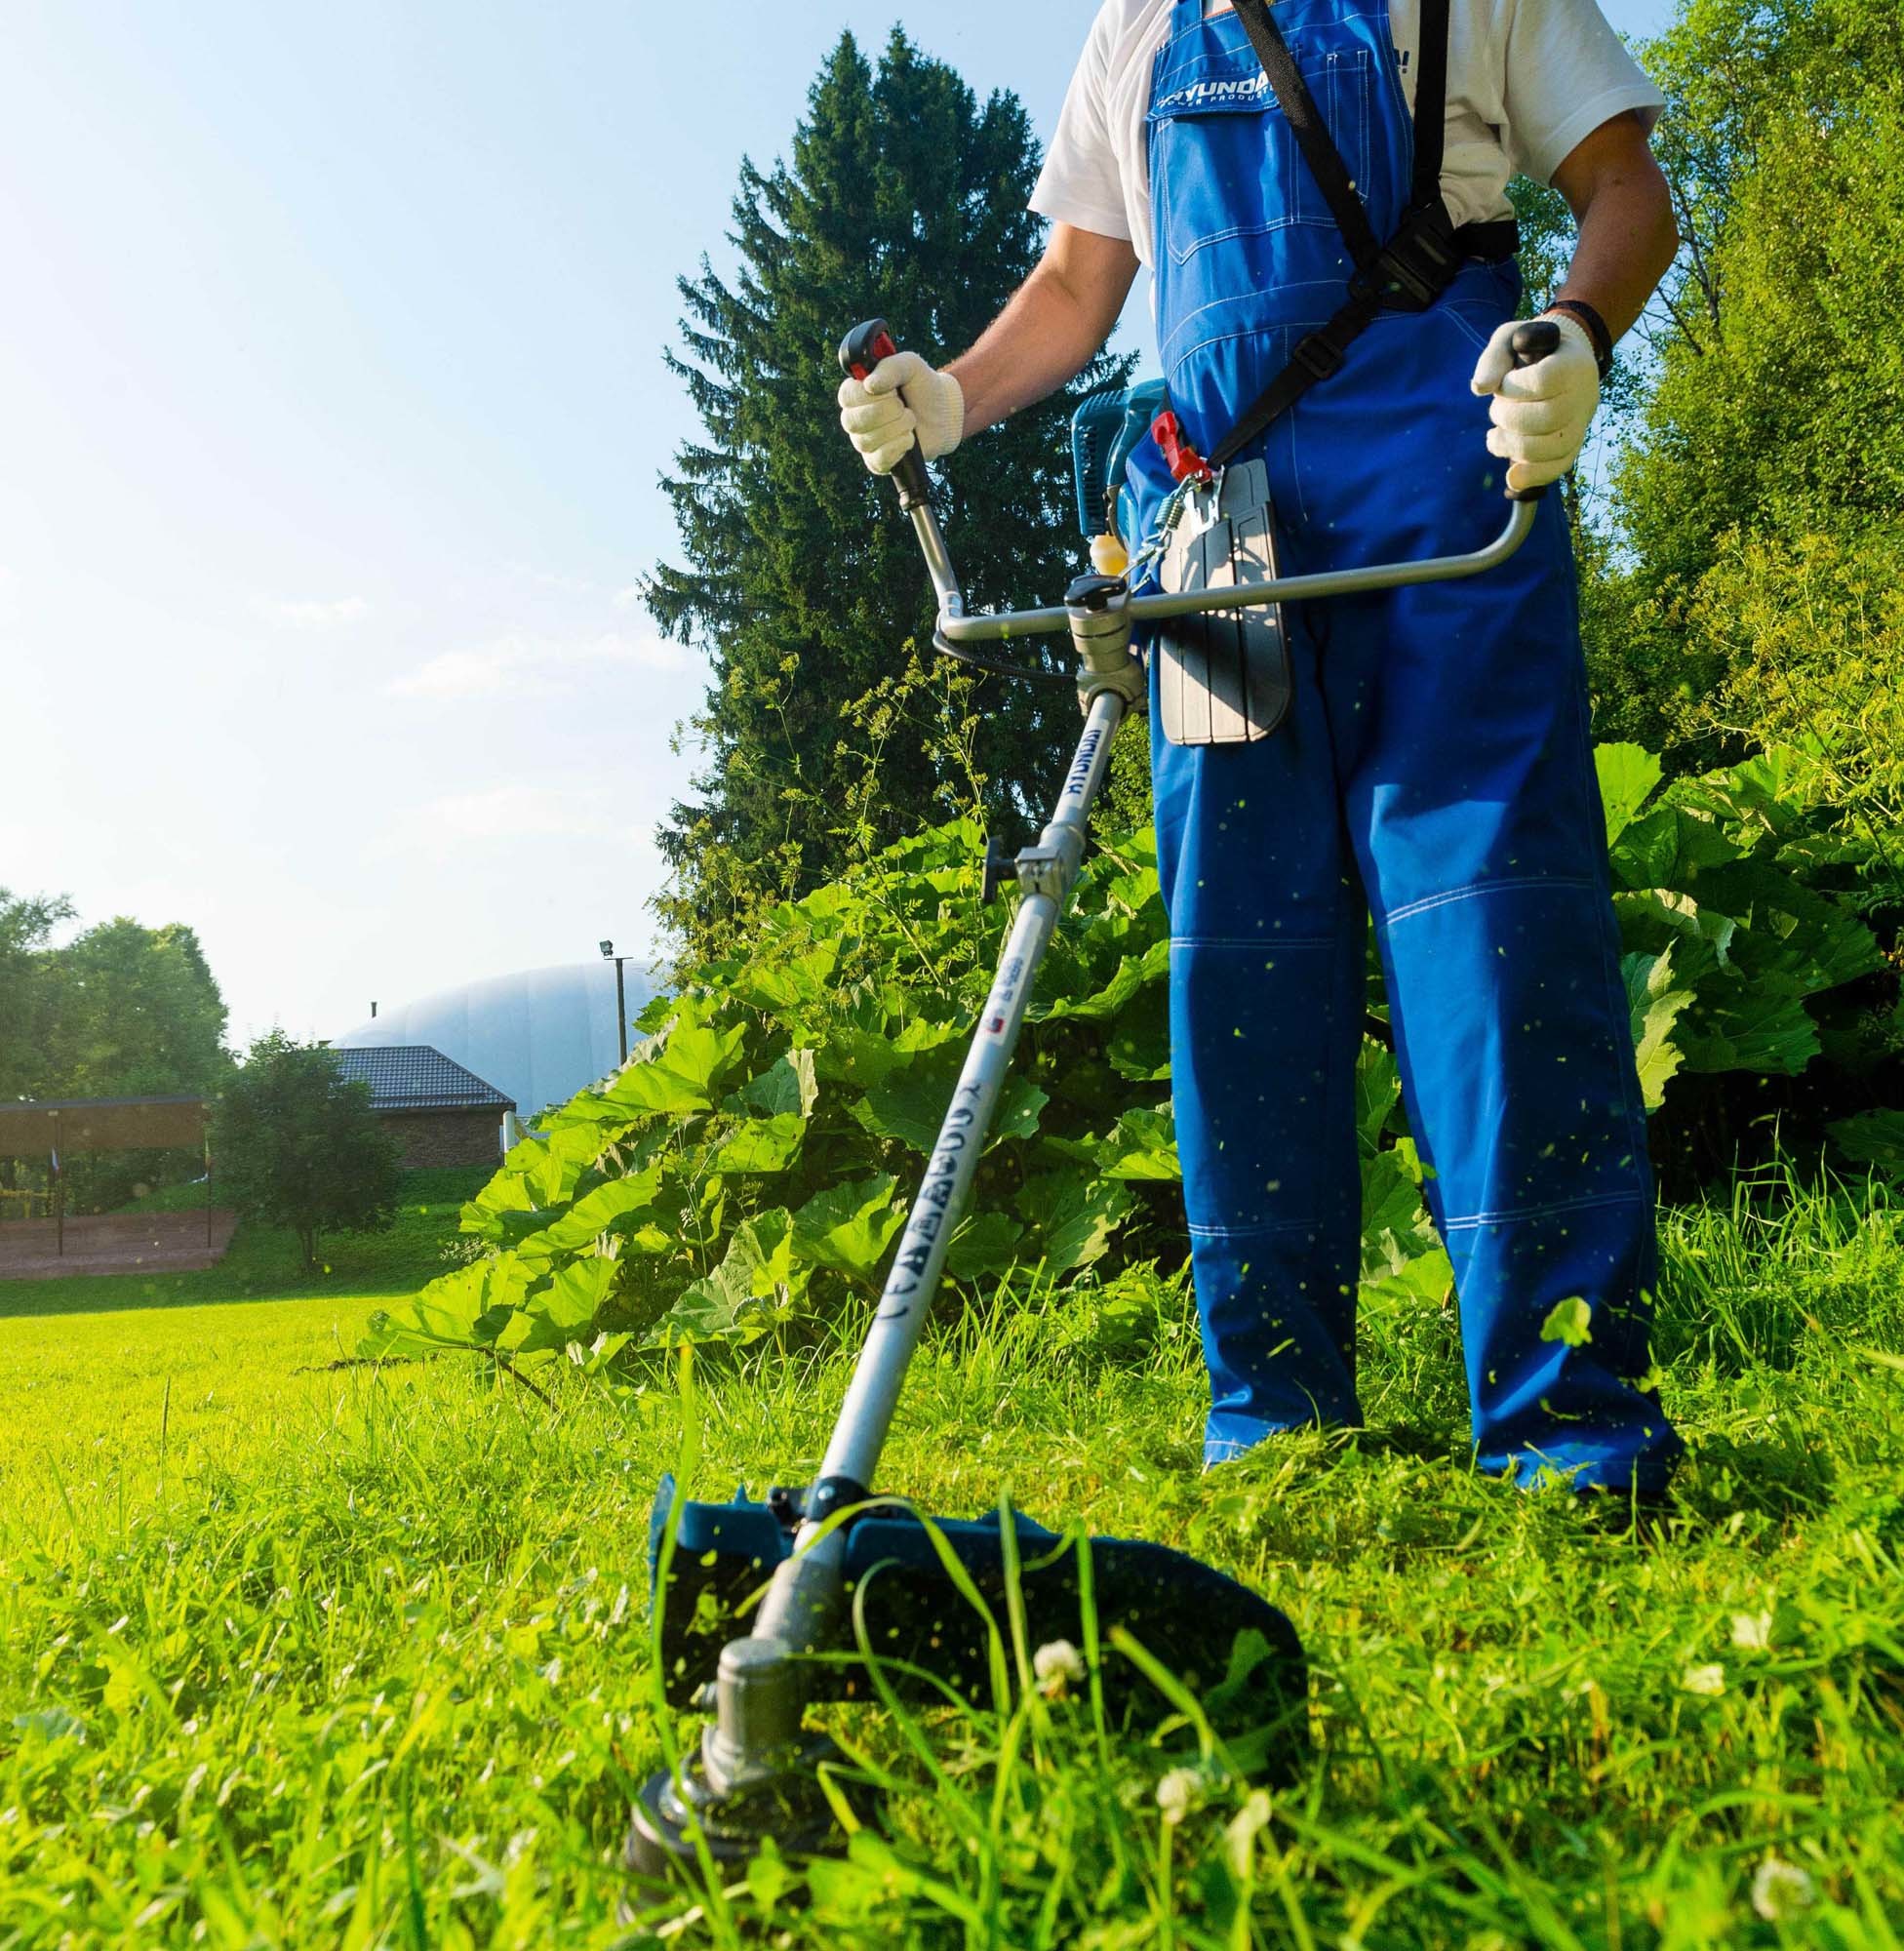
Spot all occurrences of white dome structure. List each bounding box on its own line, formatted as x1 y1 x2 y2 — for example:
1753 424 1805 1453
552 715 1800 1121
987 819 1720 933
334 961 658 1125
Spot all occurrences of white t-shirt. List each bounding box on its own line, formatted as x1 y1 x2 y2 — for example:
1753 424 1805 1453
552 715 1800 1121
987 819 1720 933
1032 0 1664 267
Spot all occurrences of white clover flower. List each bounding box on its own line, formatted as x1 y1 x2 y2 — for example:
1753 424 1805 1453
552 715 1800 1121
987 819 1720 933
1681 1662 1726 1696
1156 1767 1205 1827
1731 1611 1773 1652
1033 1639 1086 1700
1751 1856 1816 1922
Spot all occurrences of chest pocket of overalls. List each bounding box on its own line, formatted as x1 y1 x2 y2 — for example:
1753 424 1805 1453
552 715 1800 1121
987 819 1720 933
1147 44 1374 267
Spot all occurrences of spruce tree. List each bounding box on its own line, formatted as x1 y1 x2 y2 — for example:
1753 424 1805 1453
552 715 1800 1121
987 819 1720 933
646 28 1129 955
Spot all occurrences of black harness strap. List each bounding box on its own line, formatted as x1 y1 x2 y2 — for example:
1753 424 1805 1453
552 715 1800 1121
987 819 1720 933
1233 1 1381 272
1409 0 1451 208
1207 0 1514 469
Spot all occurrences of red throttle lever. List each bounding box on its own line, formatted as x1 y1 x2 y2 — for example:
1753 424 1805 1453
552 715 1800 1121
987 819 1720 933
1151 410 1214 490
839 318 933 511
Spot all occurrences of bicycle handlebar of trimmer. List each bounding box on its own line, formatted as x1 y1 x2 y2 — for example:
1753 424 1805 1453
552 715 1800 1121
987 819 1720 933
841 316 1563 651
838 320 935 512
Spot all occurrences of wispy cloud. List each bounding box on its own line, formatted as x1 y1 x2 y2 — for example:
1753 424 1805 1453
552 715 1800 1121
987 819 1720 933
389 783 629 849
260 595 371 630
384 629 691 701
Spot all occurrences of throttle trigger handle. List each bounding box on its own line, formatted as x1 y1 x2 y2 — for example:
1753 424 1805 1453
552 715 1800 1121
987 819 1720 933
839 317 932 511
840 318 900 382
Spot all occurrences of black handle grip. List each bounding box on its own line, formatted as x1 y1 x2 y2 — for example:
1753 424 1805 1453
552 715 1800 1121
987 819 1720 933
1510 318 1563 369
839 317 932 511
1505 319 1565 503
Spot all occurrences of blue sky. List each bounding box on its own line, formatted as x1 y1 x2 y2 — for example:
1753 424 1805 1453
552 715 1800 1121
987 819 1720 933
1 0 1675 1048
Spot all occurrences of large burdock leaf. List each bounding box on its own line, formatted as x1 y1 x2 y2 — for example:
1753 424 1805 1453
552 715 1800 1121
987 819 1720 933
1095 1107 1180 1181
513 1170 662 1262
814 1027 908 1091
732 943 841 1015
600 1014 747 1117
711 1114 807 1175
1617 889 1738 974
1672 748 1812 847
1611 806 1744 891
651 1212 798 1345
515 1256 621 1355
1038 936 1171 1023
792 1175 905 1284
1354 1038 1403 1156
1107 986 1172 1083
1622 950 1695 1111
728 1049 819 1121
1595 742 1665 846
854 1055 1046 1155
1828 1111 1904 1175
1680 994 1820 1076
1696 861 1884 993
362 1256 531 1355
945 1212 1027 1280
1015 1174 1133 1273
462 1123 611 1238
1360 1149 1438 1280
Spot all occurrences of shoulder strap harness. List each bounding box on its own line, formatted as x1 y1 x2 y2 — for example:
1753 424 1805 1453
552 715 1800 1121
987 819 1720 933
1187 0 1519 470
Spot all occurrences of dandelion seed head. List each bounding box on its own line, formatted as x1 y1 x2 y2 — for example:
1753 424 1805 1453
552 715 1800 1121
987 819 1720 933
1752 1856 1815 1922
1033 1639 1085 1699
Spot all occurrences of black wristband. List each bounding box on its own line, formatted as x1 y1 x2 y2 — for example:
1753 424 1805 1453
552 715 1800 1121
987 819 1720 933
1545 299 1614 379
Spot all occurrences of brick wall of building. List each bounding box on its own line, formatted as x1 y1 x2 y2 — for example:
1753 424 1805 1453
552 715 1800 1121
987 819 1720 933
380 1109 504 1170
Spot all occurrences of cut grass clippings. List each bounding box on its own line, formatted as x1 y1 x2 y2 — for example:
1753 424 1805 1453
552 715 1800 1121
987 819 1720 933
1 1171 1901 1946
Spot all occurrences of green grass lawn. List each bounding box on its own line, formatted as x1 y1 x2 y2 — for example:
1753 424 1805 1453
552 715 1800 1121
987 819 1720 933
2 1175 1901 1947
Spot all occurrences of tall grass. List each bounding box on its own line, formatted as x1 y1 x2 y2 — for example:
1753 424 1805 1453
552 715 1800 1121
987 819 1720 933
1 1171 1900 1944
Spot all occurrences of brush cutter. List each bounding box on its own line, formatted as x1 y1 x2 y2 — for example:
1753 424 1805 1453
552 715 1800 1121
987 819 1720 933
626 318 1558 1884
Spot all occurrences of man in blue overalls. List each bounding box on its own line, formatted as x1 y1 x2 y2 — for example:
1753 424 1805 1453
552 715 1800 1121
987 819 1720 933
839 0 1684 1497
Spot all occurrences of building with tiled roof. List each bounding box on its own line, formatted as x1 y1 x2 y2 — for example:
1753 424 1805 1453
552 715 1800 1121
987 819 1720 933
331 1046 515 1171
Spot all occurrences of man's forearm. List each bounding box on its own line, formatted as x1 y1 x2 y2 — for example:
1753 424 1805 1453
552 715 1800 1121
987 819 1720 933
1550 115 1679 343
947 223 1140 436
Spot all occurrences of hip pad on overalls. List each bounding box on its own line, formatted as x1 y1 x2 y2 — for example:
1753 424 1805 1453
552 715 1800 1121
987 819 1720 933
1154 459 1292 745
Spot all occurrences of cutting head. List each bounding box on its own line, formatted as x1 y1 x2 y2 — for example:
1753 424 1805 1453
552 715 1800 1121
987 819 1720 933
649 1478 1309 1768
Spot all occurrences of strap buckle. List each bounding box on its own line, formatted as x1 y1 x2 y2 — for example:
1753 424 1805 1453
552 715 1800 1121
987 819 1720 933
1290 332 1347 385
1349 215 1462 312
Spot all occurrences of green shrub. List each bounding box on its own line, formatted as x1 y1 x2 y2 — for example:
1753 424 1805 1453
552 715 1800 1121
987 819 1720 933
365 744 1886 1371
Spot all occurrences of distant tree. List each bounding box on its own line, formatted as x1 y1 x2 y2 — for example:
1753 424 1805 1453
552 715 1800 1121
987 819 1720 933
0 888 72 1102
215 1033 404 1270
647 27 1130 957
0 888 73 1209
35 918 229 1095
32 916 233 1210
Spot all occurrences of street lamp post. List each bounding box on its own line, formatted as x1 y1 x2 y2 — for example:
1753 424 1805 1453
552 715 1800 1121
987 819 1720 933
600 940 629 1066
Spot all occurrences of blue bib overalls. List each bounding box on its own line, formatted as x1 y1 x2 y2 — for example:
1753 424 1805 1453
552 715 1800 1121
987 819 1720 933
1131 0 1681 1491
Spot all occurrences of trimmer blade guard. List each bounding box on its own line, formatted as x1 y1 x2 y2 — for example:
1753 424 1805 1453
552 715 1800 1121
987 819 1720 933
651 1478 1309 1775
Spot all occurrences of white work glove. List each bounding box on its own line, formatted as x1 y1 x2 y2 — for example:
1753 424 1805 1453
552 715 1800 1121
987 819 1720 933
1469 313 1601 495
837 351 965 477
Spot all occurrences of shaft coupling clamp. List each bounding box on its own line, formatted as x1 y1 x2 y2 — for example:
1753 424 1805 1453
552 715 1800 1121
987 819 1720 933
1066 573 1142 713
1014 823 1086 903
